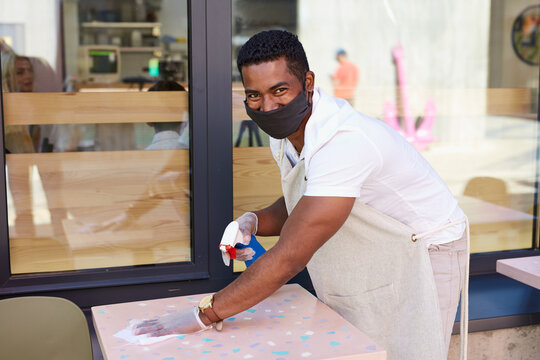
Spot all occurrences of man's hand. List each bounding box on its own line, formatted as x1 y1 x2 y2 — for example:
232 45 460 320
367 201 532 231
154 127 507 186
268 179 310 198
133 307 206 337
236 246 255 261
236 212 258 244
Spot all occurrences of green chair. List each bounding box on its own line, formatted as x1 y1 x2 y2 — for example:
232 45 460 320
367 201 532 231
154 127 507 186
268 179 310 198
0 296 93 360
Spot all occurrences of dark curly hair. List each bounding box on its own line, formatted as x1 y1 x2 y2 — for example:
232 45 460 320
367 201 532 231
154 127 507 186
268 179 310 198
147 80 186 132
148 80 186 92
237 30 309 84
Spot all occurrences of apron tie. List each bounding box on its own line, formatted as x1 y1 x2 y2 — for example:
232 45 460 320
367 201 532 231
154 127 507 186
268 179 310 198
413 217 470 360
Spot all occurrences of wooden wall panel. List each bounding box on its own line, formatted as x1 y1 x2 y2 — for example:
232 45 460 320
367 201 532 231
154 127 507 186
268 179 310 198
3 87 532 127
3 92 188 125
232 147 281 218
232 146 282 271
6 149 191 273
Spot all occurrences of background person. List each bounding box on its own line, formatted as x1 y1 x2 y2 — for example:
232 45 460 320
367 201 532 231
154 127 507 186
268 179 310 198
146 80 188 150
2 53 36 153
2 50 70 237
78 80 190 233
1 51 37 237
332 48 359 106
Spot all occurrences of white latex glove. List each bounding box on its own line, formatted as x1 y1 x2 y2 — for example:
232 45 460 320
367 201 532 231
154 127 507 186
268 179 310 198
219 212 258 266
235 247 255 262
236 212 258 245
133 307 210 337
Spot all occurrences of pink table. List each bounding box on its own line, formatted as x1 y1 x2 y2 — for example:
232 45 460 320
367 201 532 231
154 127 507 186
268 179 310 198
92 283 386 360
458 196 534 225
496 256 540 290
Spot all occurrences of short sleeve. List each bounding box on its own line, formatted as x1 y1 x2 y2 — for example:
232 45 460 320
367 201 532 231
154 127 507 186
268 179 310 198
304 130 382 197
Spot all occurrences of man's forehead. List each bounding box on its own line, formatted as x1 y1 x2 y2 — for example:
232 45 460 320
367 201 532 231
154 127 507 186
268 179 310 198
242 58 298 86
243 57 289 72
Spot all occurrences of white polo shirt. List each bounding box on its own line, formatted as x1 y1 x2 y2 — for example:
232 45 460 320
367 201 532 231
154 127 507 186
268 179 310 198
269 87 465 245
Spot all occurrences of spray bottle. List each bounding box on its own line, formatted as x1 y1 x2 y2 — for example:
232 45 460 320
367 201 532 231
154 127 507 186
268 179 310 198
219 221 266 267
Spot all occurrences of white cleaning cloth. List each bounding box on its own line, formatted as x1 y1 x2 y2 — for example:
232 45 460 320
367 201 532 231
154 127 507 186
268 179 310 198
114 319 182 345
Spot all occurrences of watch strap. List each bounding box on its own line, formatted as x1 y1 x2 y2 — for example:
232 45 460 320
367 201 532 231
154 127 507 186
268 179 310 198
202 305 222 324
194 307 212 330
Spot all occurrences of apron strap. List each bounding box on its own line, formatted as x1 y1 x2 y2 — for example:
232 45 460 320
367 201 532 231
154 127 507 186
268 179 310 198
279 139 285 165
413 217 470 360
460 217 470 360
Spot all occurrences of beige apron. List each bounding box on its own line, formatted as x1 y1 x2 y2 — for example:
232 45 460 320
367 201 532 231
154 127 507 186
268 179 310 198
277 142 469 360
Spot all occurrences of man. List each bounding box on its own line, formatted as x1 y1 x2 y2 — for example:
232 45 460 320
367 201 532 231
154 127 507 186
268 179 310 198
136 30 468 360
332 49 359 105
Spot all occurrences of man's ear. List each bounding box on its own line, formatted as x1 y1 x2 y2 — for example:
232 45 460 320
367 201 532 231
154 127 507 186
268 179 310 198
305 71 315 92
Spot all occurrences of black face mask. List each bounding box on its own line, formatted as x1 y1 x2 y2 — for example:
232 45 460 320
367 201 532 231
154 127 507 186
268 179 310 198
244 90 312 139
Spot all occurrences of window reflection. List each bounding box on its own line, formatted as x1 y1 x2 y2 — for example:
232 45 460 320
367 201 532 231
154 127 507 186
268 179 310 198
231 0 539 266
1 0 191 274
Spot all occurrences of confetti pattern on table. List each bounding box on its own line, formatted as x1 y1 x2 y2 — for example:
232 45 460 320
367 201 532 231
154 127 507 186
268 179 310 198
92 284 385 359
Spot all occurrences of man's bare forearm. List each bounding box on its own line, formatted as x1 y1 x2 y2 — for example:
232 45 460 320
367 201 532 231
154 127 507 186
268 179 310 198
202 196 355 326
211 243 301 322
253 197 288 236
204 197 290 322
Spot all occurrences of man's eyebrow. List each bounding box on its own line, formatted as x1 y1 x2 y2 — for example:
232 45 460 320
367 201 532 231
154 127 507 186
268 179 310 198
270 81 289 90
244 81 290 95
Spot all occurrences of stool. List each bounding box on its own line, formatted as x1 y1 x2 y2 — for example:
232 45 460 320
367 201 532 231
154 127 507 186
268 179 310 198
235 120 262 147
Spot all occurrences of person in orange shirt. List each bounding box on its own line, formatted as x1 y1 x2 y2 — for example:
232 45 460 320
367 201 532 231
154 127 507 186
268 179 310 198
332 49 359 106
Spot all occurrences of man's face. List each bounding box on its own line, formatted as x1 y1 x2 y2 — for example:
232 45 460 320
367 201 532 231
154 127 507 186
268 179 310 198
242 57 313 112
14 58 34 92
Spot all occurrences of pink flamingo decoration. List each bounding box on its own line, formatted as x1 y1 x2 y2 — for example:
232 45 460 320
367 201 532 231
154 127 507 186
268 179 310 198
392 45 416 142
383 45 437 150
416 98 437 143
383 101 403 135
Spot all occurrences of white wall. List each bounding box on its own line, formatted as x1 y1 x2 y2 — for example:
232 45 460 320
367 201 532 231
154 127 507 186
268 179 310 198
299 0 491 89
298 0 492 144
158 0 188 54
0 0 61 74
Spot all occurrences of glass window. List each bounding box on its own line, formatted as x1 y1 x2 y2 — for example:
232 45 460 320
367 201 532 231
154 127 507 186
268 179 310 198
1 0 191 274
232 0 539 270
232 0 298 271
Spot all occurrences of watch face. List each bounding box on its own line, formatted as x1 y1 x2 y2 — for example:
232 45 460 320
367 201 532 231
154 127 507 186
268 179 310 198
199 295 213 309
511 5 540 66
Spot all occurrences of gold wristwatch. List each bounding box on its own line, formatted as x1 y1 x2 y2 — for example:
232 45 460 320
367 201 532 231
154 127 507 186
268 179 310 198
198 294 223 331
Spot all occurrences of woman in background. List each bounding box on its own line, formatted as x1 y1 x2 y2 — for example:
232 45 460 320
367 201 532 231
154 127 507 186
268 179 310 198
1 52 36 153
1 51 36 237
